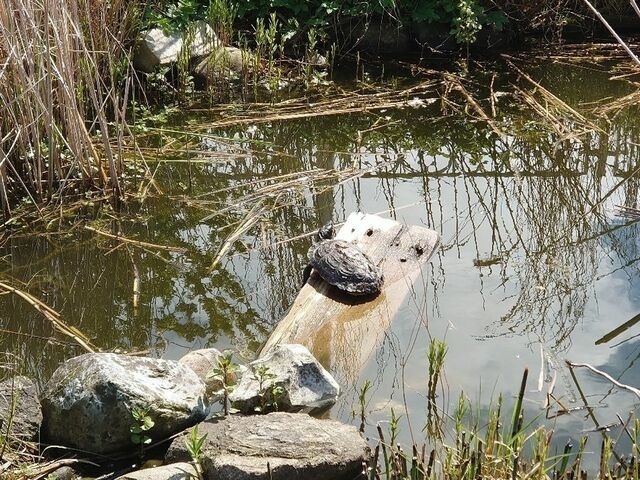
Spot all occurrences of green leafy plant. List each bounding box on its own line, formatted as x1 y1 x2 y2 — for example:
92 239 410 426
144 0 205 33
252 365 279 413
185 425 207 480
208 351 237 415
451 0 482 46
129 404 155 456
207 0 237 45
426 339 447 438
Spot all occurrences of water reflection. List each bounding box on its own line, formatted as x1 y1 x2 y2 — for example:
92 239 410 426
2 59 640 466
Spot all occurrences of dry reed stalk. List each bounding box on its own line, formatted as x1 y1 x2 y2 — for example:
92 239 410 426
507 59 601 130
209 201 266 271
444 74 505 136
581 0 640 66
84 225 188 253
0 280 95 352
506 60 604 142
189 82 439 130
566 360 640 400
593 89 640 116
0 0 137 216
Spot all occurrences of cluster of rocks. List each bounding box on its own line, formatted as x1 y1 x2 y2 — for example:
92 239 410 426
133 21 248 85
0 344 367 480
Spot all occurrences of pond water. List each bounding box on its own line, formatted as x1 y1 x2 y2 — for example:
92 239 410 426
3 55 640 467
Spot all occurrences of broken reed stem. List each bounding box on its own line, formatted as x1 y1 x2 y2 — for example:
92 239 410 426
84 225 188 253
445 74 505 136
505 58 602 132
581 0 640 66
0 281 95 352
209 200 266 271
566 360 640 400
191 81 438 130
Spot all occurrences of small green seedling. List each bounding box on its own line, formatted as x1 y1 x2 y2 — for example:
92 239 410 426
208 351 237 415
185 425 208 480
129 404 155 456
253 365 278 413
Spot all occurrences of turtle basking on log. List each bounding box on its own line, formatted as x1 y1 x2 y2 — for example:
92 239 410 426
303 223 384 296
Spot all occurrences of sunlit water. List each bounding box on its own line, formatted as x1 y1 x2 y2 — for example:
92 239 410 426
2 57 640 468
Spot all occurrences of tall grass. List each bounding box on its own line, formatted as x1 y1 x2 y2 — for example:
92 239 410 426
0 0 139 218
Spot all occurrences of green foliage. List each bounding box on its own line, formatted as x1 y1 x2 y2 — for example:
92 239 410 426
451 0 482 45
185 425 208 462
252 365 283 413
144 0 507 50
129 404 155 453
207 351 237 415
145 0 207 32
357 379 372 432
426 339 447 438
208 0 237 44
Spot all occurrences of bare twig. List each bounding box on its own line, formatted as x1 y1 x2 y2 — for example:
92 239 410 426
85 225 188 253
566 360 640 400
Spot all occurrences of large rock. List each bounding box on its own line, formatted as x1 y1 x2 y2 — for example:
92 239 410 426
134 21 220 73
229 344 339 414
192 46 250 80
115 462 199 480
41 353 208 454
166 412 368 480
0 375 42 442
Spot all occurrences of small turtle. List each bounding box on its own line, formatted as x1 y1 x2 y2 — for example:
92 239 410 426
303 223 384 296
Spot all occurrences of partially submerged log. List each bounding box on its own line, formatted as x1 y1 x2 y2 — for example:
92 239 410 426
261 212 439 384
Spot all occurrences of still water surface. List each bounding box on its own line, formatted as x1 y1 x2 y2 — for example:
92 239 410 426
2 57 640 464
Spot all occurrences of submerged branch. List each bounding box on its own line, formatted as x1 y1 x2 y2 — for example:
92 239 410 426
0 281 95 353
85 225 188 253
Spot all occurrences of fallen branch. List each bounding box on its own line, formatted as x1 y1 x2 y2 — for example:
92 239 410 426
566 360 640 400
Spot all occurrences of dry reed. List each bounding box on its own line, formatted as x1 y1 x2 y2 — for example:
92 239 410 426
0 0 139 218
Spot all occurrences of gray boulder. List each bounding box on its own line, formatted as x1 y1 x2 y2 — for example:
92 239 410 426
0 375 42 442
166 412 368 480
192 46 251 80
230 344 339 414
41 353 208 454
115 462 199 480
134 21 220 73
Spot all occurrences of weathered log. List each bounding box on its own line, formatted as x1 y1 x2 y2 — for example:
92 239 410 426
261 212 439 383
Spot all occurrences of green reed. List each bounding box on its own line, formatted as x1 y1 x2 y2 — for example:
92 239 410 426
367 363 640 480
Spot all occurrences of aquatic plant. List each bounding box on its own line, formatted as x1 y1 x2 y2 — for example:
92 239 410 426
368 367 640 480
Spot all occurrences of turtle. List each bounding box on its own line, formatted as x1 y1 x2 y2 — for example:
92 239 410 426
302 222 384 296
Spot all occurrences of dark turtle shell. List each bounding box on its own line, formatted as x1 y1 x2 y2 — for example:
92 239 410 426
308 239 384 295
